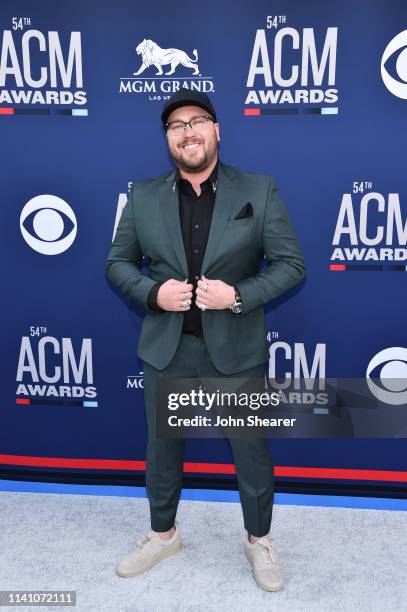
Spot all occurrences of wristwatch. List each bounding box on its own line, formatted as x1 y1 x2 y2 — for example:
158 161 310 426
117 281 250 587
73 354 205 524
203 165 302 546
229 286 243 314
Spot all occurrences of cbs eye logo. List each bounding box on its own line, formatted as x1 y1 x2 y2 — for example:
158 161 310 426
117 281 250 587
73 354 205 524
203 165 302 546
366 347 407 405
381 30 407 99
20 195 77 255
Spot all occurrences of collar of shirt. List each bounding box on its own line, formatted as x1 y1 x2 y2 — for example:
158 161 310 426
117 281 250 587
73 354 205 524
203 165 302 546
174 159 219 193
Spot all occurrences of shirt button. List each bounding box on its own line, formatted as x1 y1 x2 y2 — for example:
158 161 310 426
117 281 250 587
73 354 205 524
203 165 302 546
194 275 199 280
194 248 199 254
194 224 199 229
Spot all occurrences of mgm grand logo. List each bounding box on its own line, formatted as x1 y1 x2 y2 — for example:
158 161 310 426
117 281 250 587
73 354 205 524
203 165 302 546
119 38 215 100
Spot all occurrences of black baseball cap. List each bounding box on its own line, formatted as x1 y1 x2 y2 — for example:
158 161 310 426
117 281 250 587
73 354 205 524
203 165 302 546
161 88 217 127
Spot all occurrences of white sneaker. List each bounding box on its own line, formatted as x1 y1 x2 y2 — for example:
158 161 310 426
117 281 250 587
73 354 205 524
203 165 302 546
116 521 182 577
245 534 284 591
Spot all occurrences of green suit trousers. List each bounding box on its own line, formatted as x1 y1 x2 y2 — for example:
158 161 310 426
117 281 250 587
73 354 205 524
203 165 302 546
143 332 275 537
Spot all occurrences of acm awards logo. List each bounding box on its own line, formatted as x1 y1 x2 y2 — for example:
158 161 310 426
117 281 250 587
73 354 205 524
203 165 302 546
245 15 338 112
330 183 407 270
119 38 215 102
0 17 86 107
16 327 97 404
266 331 328 407
381 30 407 100
20 194 77 255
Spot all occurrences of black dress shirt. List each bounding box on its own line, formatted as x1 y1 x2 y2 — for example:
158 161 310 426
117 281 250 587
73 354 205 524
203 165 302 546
147 160 219 336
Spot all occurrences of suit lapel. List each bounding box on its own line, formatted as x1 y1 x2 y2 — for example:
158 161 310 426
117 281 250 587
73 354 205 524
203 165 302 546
159 171 189 278
201 161 240 274
158 161 240 279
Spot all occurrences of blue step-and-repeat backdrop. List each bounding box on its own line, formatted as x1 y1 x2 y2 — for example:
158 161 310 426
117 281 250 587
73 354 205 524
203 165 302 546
1 0 406 483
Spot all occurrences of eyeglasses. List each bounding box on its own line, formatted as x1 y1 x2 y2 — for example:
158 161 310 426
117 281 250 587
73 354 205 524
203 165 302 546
165 114 215 134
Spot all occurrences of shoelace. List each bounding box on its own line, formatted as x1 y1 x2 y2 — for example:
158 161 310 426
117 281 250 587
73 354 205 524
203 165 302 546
135 532 155 551
256 538 278 564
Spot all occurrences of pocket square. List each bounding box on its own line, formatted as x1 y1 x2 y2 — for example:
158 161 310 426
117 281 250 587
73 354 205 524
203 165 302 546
234 202 253 220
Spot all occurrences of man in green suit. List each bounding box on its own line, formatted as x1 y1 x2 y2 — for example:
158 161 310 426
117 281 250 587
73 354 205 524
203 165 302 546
106 89 305 591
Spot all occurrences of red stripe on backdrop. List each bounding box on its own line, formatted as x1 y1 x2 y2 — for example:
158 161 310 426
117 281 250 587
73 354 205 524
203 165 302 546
244 108 261 116
1 454 407 482
0 108 15 114
330 264 346 271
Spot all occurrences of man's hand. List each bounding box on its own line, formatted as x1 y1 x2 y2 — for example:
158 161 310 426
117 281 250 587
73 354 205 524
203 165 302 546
195 274 235 310
157 279 193 311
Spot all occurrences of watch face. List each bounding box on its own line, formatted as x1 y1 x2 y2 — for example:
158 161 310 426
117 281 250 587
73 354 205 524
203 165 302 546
232 303 243 313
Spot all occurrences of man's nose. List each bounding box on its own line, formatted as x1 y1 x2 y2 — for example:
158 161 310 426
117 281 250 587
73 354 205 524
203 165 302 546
182 131 200 144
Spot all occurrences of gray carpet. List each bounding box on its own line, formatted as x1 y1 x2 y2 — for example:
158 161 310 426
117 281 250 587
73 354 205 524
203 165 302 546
0 490 406 612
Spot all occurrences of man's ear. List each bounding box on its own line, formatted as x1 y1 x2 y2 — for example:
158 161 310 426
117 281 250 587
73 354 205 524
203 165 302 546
215 123 221 142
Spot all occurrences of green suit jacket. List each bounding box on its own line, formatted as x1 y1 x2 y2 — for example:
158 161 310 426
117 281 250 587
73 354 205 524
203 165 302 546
106 160 305 373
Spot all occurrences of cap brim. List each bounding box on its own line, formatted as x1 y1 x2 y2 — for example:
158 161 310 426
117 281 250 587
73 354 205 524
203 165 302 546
161 101 216 125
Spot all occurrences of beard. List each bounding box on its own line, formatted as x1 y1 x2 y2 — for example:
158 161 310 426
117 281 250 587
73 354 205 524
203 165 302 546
168 133 218 173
